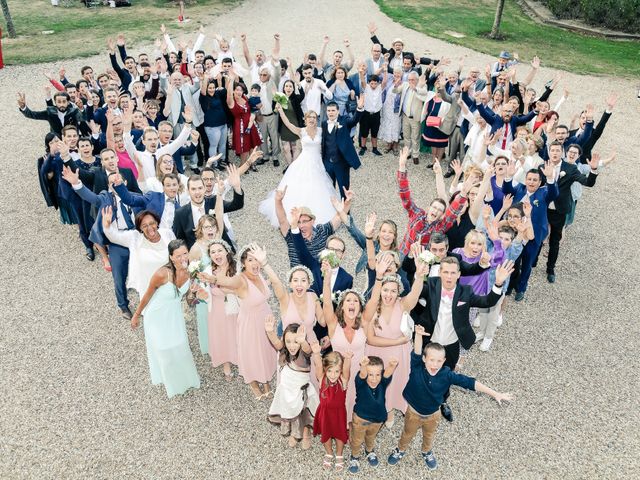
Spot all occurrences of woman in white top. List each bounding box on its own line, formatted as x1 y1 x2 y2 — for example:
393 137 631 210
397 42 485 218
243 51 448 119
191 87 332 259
102 207 175 299
137 153 189 201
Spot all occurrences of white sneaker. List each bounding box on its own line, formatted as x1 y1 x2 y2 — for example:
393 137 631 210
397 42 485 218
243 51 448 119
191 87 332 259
479 337 493 352
496 314 503 327
473 317 480 327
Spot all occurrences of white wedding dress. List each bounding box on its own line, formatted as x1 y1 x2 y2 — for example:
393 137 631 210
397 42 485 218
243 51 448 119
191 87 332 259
259 128 339 227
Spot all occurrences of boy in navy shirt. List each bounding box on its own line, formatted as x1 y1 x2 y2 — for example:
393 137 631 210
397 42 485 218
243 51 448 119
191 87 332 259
388 325 513 471
348 355 398 473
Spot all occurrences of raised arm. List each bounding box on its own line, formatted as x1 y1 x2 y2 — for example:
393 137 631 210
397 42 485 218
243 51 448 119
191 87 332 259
264 315 284 350
251 244 288 307
321 260 337 332
240 33 252 66
413 325 430 355
401 259 428 311
318 35 329 67
213 178 225 237
275 186 290 237
311 342 324 382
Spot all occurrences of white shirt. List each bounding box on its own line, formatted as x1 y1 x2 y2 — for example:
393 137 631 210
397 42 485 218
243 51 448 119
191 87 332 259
364 85 383 113
548 163 562 210
161 195 178 229
250 61 275 85
123 125 192 179
57 110 65 127
431 293 458 346
301 79 333 115
330 267 339 291
191 202 206 227
327 120 339 134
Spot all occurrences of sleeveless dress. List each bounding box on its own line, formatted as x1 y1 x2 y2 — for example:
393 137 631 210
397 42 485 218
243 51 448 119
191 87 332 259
330 324 367 423
259 128 338 227
193 242 211 355
365 301 411 414
313 377 348 443
230 96 262 155
236 274 276 384
281 293 320 391
268 351 319 439
208 284 239 368
421 98 449 147
142 279 201 398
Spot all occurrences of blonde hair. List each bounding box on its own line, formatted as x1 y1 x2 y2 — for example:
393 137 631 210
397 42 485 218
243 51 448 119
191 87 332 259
463 165 484 182
304 110 318 122
463 229 486 250
322 351 344 375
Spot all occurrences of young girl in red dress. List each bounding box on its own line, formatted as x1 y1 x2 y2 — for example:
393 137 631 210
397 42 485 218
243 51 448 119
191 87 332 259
311 344 353 472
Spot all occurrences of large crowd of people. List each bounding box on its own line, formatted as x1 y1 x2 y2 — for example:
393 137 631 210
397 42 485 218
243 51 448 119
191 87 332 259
22 21 617 473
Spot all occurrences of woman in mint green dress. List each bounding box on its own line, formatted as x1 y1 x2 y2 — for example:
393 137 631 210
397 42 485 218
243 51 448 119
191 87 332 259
132 239 201 398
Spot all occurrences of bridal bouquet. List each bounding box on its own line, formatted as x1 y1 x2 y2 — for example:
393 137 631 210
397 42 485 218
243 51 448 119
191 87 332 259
188 259 208 280
418 250 438 266
319 249 340 274
273 92 289 110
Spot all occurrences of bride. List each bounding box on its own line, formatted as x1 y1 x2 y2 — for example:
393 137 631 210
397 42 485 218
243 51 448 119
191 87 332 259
259 104 339 227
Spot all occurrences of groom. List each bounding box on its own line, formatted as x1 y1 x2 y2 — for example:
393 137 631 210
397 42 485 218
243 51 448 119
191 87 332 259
321 97 365 199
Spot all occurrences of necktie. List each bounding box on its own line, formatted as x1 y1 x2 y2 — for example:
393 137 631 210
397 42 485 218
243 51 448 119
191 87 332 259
152 154 157 167
121 201 135 230
501 122 509 150
167 197 179 209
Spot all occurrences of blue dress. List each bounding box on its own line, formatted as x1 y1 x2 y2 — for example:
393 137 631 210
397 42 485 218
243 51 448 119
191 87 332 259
143 279 201 398
193 245 212 355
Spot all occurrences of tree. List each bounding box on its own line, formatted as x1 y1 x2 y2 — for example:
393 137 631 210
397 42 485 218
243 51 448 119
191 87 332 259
1 0 16 39
490 0 506 39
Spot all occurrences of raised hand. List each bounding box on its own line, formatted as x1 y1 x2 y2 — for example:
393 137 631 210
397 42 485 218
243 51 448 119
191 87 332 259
275 185 287 202
451 158 463 177
605 93 618 111
530 55 540 69
414 325 429 337
56 139 69 159
432 158 442 175
522 200 532 218
367 22 377 35
61 165 80 186
247 146 263 165
290 206 301 227
17 92 26 109
375 253 393 277
398 145 409 171
107 37 116 53
248 243 267 266
264 315 276 333
364 212 377 238
226 164 241 191
585 103 594 121
295 325 306 344
409 241 424 260
343 350 354 360
320 259 332 278
502 193 513 211
116 33 126 46
495 260 515 285
183 105 193 124
101 205 113 230
360 356 370 368
540 161 555 180
387 357 399 368
323 35 330 45
310 342 321 355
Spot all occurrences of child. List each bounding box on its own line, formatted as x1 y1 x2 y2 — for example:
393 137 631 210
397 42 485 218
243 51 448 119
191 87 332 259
491 51 518 79
311 344 353 472
359 73 387 156
265 317 319 449
348 356 398 473
212 34 236 62
388 325 513 470
247 84 263 133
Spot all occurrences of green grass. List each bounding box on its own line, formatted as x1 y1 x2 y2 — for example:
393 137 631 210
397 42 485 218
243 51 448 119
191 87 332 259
374 0 640 77
1 0 239 65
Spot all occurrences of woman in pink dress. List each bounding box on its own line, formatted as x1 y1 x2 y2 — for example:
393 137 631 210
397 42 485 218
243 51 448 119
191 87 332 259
209 243 275 399
200 239 239 381
363 253 428 425
320 260 367 424
225 73 262 168
262 263 325 391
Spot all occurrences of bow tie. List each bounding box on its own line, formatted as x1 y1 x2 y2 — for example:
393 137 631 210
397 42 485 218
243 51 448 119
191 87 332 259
166 198 178 204
441 289 454 300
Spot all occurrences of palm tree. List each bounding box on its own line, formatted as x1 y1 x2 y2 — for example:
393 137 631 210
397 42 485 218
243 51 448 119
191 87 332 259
490 0 506 39
1 0 16 38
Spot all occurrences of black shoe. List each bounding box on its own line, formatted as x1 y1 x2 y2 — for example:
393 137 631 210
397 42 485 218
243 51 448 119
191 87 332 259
191 167 201 175
547 273 556 283
372 148 382 156
282 166 289 175
359 147 366 156
256 158 268 165
250 164 258 172
443 168 455 178
505 288 513 296
85 247 95 261
440 403 454 422
514 291 525 302
412 157 419 165
121 307 133 320
273 159 280 167
426 162 434 169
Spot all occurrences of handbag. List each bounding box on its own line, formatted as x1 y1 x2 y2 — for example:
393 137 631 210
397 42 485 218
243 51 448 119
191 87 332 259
426 115 442 127
346 97 357 114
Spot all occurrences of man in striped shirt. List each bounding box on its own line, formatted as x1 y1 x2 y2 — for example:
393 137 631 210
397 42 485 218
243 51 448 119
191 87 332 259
396 147 471 255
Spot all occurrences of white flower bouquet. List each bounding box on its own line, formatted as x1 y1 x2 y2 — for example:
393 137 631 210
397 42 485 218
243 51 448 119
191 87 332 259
273 92 290 110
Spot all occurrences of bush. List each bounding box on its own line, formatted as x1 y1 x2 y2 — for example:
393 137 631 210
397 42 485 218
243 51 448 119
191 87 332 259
541 0 640 33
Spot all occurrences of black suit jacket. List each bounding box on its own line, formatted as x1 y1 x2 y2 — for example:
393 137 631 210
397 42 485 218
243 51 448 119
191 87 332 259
172 191 244 250
544 161 597 215
320 111 363 169
20 105 85 136
416 277 502 350
402 251 488 284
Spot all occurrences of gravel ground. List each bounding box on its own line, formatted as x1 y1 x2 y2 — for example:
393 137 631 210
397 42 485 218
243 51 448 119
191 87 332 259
1 0 639 478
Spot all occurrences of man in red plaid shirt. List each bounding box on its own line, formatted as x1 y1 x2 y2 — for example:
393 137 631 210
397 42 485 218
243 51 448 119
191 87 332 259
396 147 471 255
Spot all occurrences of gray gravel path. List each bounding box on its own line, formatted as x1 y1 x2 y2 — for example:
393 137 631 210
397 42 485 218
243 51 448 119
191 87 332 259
1 0 639 478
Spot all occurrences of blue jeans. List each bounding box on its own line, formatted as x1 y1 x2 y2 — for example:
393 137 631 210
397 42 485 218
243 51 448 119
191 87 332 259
204 124 228 159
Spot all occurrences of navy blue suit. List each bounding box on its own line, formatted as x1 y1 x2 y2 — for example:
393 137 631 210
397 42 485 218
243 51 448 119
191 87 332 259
476 102 536 138
321 110 363 199
113 183 173 219
73 185 142 310
503 180 559 293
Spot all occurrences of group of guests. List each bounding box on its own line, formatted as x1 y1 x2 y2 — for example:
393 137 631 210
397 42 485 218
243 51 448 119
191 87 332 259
22 22 616 474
